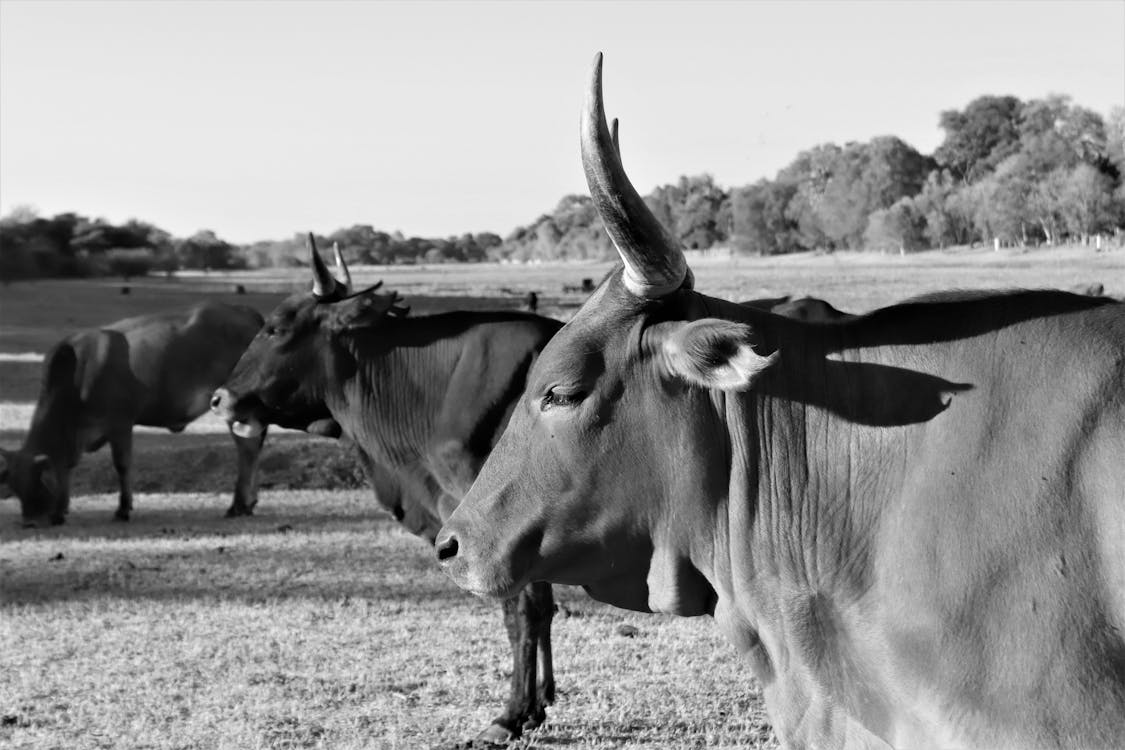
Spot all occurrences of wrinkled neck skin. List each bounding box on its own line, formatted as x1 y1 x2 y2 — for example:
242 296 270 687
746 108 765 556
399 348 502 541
641 292 912 748
326 323 461 531
324 314 539 534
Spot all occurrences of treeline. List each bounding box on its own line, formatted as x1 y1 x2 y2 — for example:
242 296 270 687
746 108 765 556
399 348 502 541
2 94 1123 280
503 94 1125 259
0 209 507 280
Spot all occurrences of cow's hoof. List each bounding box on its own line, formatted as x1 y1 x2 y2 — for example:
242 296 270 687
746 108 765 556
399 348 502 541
522 708 546 732
49 515 66 526
224 505 253 518
113 510 130 522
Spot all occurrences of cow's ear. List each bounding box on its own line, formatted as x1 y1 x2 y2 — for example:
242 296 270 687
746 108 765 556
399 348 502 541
328 290 409 331
660 319 778 391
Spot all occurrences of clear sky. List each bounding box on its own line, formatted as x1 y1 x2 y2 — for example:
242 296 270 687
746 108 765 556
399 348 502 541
1 0 1122 244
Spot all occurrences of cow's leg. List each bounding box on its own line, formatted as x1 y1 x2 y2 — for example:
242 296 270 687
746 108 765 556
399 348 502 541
533 582 556 707
474 584 549 745
47 466 71 525
109 429 134 521
226 425 267 517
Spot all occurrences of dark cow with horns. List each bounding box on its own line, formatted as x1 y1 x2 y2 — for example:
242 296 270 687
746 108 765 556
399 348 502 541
0 302 266 525
438 54 1125 749
210 237 563 745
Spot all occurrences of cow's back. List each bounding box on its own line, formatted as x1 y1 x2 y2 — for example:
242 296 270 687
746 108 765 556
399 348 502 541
106 302 263 428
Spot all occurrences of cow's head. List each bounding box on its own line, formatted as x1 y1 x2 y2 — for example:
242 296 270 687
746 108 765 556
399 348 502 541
210 235 408 438
437 54 778 615
0 448 64 525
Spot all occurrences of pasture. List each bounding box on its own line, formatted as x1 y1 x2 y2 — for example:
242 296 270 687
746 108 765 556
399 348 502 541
2 246 1122 749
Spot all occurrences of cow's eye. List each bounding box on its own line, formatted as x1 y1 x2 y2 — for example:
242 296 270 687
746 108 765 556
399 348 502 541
541 388 585 411
264 325 286 338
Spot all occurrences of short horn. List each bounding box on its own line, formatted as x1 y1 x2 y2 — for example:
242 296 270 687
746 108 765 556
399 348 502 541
581 53 687 298
308 234 337 298
610 117 621 160
332 242 352 292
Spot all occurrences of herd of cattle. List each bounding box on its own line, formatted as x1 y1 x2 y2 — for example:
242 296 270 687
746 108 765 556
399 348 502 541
3 54 1124 749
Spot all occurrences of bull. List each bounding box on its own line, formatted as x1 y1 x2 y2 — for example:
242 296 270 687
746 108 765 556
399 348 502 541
437 54 1125 749
1 301 266 525
210 237 563 745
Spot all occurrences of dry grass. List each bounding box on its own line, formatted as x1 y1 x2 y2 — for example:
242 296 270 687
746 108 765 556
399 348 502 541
1 491 774 750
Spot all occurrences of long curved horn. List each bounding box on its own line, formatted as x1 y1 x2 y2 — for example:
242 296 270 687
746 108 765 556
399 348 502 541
332 242 352 292
581 53 687 298
308 233 337 298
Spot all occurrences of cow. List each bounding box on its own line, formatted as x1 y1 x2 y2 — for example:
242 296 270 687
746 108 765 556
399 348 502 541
0 301 266 525
210 236 563 746
436 54 1125 749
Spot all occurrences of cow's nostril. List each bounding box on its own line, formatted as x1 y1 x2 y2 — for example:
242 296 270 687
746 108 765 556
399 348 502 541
436 533 459 562
210 392 224 411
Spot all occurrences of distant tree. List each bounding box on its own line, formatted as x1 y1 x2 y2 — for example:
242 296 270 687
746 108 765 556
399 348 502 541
1059 163 1117 240
642 175 731 250
935 95 1023 182
913 170 974 248
1106 106 1125 177
989 158 1036 244
780 143 841 251
1026 167 1070 245
777 137 932 250
675 175 730 249
175 230 243 270
104 248 157 279
1018 95 1107 172
864 198 927 253
730 179 800 255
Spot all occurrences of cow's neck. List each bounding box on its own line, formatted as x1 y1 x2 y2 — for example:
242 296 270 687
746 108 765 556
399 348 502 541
333 323 463 478
23 372 82 467
705 327 923 742
329 312 544 517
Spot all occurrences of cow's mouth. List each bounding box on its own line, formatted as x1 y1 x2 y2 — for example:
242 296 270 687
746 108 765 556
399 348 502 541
212 388 267 438
231 417 264 438
442 556 527 600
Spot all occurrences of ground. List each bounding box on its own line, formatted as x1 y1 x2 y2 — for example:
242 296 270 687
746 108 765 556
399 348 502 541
1 245 1122 749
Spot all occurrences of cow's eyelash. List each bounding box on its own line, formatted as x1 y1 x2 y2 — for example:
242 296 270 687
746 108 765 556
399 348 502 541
541 388 585 411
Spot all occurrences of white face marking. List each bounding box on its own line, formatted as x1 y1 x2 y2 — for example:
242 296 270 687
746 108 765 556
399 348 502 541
231 418 263 438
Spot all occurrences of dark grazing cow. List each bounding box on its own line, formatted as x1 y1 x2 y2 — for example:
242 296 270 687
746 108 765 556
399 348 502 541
210 237 563 745
437 54 1125 749
0 301 266 525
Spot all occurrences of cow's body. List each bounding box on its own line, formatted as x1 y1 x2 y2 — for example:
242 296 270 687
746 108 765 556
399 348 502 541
1 302 265 523
211 244 563 745
704 291 1125 748
438 55 1125 749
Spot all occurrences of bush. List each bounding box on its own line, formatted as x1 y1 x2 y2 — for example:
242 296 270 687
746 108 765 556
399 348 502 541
104 248 157 279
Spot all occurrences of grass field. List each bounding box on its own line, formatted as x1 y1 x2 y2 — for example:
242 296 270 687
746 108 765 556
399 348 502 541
1 246 1122 749
1 491 773 750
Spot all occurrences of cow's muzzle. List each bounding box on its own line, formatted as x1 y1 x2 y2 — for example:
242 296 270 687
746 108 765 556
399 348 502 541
435 524 525 600
210 388 265 438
